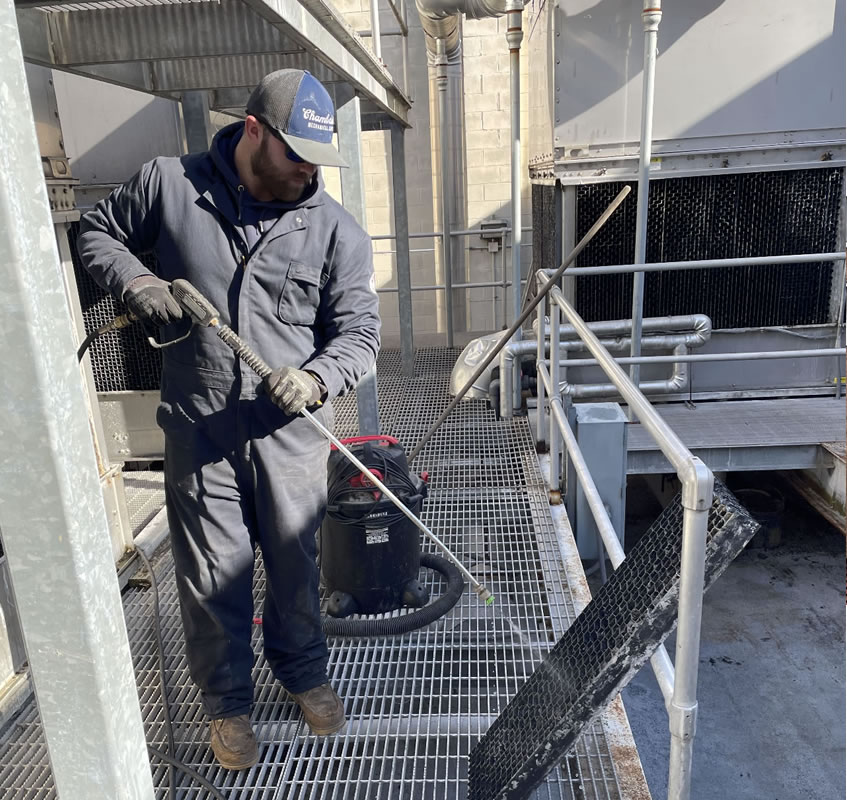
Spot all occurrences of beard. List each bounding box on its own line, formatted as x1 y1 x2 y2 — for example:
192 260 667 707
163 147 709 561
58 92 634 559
250 138 312 202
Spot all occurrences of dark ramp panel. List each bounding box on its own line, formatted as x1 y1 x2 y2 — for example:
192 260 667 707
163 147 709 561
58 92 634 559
468 480 759 800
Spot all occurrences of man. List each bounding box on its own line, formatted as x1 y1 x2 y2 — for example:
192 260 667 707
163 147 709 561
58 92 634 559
78 70 380 770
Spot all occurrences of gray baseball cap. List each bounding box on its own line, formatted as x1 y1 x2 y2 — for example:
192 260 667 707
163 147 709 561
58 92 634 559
246 69 348 168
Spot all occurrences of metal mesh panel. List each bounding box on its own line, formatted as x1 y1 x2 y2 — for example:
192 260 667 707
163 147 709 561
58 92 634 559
467 480 760 800
532 184 560 280
69 222 163 391
573 168 843 328
0 351 627 800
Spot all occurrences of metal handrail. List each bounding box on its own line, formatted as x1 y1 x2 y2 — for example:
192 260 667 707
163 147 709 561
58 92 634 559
539 278 715 800
545 250 844 276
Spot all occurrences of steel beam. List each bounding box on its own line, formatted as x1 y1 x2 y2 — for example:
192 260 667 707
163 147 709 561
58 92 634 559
18 4 300 65
182 90 214 153
337 88 380 434
390 120 415 377
242 0 410 121
78 53 338 94
627 444 828 475
0 6 154 797
17 0 411 123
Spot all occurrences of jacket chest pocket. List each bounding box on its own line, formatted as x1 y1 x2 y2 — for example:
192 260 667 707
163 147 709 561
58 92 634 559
278 261 324 325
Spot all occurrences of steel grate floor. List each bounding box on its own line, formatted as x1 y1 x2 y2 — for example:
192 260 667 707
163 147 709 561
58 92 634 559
0 349 627 800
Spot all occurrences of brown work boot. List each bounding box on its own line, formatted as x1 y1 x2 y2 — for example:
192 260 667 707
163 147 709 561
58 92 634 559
209 714 259 770
291 683 346 735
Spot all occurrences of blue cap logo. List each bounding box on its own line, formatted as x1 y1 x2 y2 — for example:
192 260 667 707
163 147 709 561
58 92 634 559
287 73 335 144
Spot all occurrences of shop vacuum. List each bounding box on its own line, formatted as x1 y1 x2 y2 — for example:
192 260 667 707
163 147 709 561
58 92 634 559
319 435 464 637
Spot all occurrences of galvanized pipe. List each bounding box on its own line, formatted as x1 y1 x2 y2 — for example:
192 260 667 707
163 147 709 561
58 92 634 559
538 362 676 700
549 287 705 494
555 346 847 369
502 335 697 416
553 251 845 277
668 496 712 800
536 294 547 451
549 286 713 800
630 1 663 394
506 1 525 409
549 302 561 491
377 279 511 292
435 38 454 347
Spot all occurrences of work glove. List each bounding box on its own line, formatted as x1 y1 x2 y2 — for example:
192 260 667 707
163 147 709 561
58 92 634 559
264 367 324 415
123 275 183 327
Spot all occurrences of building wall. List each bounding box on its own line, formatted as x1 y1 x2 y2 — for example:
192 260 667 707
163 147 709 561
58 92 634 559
329 3 534 345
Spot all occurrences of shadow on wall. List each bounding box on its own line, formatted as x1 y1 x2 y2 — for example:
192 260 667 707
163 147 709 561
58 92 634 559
53 70 184 187
678 14 846 141
552 0 727 136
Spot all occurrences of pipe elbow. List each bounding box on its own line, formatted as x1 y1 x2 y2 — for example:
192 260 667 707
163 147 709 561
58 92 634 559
679 457 713 511
692 314 713 346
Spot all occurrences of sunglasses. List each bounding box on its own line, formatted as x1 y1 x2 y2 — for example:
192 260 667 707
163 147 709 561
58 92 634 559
257 118 308 164
285 146 306 164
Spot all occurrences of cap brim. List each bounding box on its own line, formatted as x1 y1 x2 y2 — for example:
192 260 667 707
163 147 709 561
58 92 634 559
281 132 349 168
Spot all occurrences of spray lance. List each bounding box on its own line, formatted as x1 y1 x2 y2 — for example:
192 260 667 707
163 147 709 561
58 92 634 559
166 279 494 605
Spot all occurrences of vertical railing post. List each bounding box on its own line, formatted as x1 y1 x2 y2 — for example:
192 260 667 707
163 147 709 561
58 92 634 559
629 1 663 402
536 273 547 453
549 301 561 492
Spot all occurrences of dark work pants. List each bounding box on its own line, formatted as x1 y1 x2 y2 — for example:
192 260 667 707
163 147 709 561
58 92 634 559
162 392 332 719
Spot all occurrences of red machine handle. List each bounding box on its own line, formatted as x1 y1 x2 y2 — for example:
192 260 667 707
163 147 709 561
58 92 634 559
333 434 400 450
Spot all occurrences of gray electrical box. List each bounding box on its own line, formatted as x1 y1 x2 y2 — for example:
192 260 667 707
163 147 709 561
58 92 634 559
565 403 627 561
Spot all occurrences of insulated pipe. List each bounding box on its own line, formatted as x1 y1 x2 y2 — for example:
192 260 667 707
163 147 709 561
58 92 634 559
507 1 525 410
435 38 454 347
630 1 663 396
534 314 712 345
501 337 693 415
561 344 688 400
415 0 508 61
500 312 712 416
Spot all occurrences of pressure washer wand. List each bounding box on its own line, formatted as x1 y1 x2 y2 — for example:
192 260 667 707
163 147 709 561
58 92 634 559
169 279 495 606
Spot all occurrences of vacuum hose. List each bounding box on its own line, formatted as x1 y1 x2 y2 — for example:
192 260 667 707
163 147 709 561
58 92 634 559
321 553 464 637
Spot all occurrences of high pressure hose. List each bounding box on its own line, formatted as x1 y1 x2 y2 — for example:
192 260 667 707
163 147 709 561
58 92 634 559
76 312 136 361
320 553 464 637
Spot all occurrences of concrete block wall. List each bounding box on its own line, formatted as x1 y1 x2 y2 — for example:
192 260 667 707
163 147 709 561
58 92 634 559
462 16 532 334
330 3 533 346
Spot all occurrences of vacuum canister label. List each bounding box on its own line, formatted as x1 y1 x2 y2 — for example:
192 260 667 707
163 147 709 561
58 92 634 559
365 527 390 545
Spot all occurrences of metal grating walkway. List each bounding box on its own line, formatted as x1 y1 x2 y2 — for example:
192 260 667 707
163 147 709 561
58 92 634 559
0 349 628 800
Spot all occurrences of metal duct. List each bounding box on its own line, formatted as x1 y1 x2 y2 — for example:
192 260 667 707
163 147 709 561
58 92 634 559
415 0 508 60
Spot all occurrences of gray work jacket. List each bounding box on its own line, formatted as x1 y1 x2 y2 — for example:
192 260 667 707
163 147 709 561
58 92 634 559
77 125 380 411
